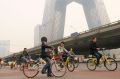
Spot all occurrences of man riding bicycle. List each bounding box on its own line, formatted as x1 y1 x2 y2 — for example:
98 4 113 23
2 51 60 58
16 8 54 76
12 54 16 62
41 37 53 77
21 48 33 63
89 36 102 66
58 42 69 62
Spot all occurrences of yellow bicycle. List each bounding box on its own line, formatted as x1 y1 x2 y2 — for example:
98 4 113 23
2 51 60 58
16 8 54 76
10 61 17 69
51 50 75 77
64 55 75 72
87 48 117 71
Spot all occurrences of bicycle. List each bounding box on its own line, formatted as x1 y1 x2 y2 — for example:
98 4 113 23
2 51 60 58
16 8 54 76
64 55 75 72
23 54 46 78
69 55 79 68
23 49 74 78
87 48 117 71
51 52 75 77
69 48 79 68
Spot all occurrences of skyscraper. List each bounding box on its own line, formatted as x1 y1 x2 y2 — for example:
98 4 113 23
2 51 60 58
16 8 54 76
40 0 110 42
34 24 40 47
34 24 47 46
0 40 10 57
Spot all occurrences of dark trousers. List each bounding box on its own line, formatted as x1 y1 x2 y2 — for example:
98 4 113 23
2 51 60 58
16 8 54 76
42 57 52 76
93 52 102 64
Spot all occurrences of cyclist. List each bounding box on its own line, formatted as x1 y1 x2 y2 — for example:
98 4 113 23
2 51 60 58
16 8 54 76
21 48 32 63
10 54 17 69
69 48 75 57
89 36 102 66
12 54 16 62
41 37 53 77
58 41 69 62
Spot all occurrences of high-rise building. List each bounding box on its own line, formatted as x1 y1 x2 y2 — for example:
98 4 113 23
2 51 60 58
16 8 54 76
0 40 10 57
34 24 40 47
40 0 110 42
34 24 48 46
35 0 110 46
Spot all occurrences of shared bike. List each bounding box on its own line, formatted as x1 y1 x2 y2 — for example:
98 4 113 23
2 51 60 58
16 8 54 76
51 53 75 77
23 54 46 78
87 48 117 71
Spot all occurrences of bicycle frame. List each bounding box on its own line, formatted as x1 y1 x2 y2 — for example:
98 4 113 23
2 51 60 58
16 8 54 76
87 49 117 71
64 56 71 66
90 50 110 65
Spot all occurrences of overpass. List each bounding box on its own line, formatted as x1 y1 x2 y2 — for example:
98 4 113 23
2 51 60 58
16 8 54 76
4 20 120 61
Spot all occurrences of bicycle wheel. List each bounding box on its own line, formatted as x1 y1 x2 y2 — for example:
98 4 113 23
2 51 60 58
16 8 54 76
23 63 39 78
51 61 66 77
74 60 79 68
67 61 75 72
104 58 117 71
87 59 96 71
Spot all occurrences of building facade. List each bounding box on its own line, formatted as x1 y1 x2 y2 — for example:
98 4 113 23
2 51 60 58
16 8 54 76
0 40 10 57
40 0 110 42
34 24 40 47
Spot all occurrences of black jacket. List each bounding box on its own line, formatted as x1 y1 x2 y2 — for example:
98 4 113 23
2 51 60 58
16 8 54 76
89 41 98 54
41 41 52 58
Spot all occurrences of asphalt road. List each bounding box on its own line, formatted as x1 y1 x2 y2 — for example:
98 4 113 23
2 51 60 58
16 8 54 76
0 63 120 79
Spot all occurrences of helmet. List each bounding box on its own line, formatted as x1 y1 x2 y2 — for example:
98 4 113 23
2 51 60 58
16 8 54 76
41 37 47 42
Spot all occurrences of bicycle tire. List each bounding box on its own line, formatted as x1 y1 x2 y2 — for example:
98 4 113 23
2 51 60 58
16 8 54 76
74 60 79 68
104 58 117 71
67 61 75 72
23 63 39 78
51 61 67 77
87 59 96 71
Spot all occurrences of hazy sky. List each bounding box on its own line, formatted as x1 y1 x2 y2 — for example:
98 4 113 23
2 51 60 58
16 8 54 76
0 0 120 53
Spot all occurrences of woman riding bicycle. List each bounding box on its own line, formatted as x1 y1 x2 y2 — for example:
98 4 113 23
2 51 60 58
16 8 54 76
89 36 102 66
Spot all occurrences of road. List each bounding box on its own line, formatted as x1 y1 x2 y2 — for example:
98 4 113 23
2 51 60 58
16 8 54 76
0 63 120 79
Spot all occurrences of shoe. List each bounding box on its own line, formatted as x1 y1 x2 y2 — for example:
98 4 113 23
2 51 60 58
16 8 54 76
96 63 99 66
47 74 53 77
41 71 46 74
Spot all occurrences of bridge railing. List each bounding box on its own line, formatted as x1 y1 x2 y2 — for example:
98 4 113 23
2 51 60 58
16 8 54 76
49 20 120 44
